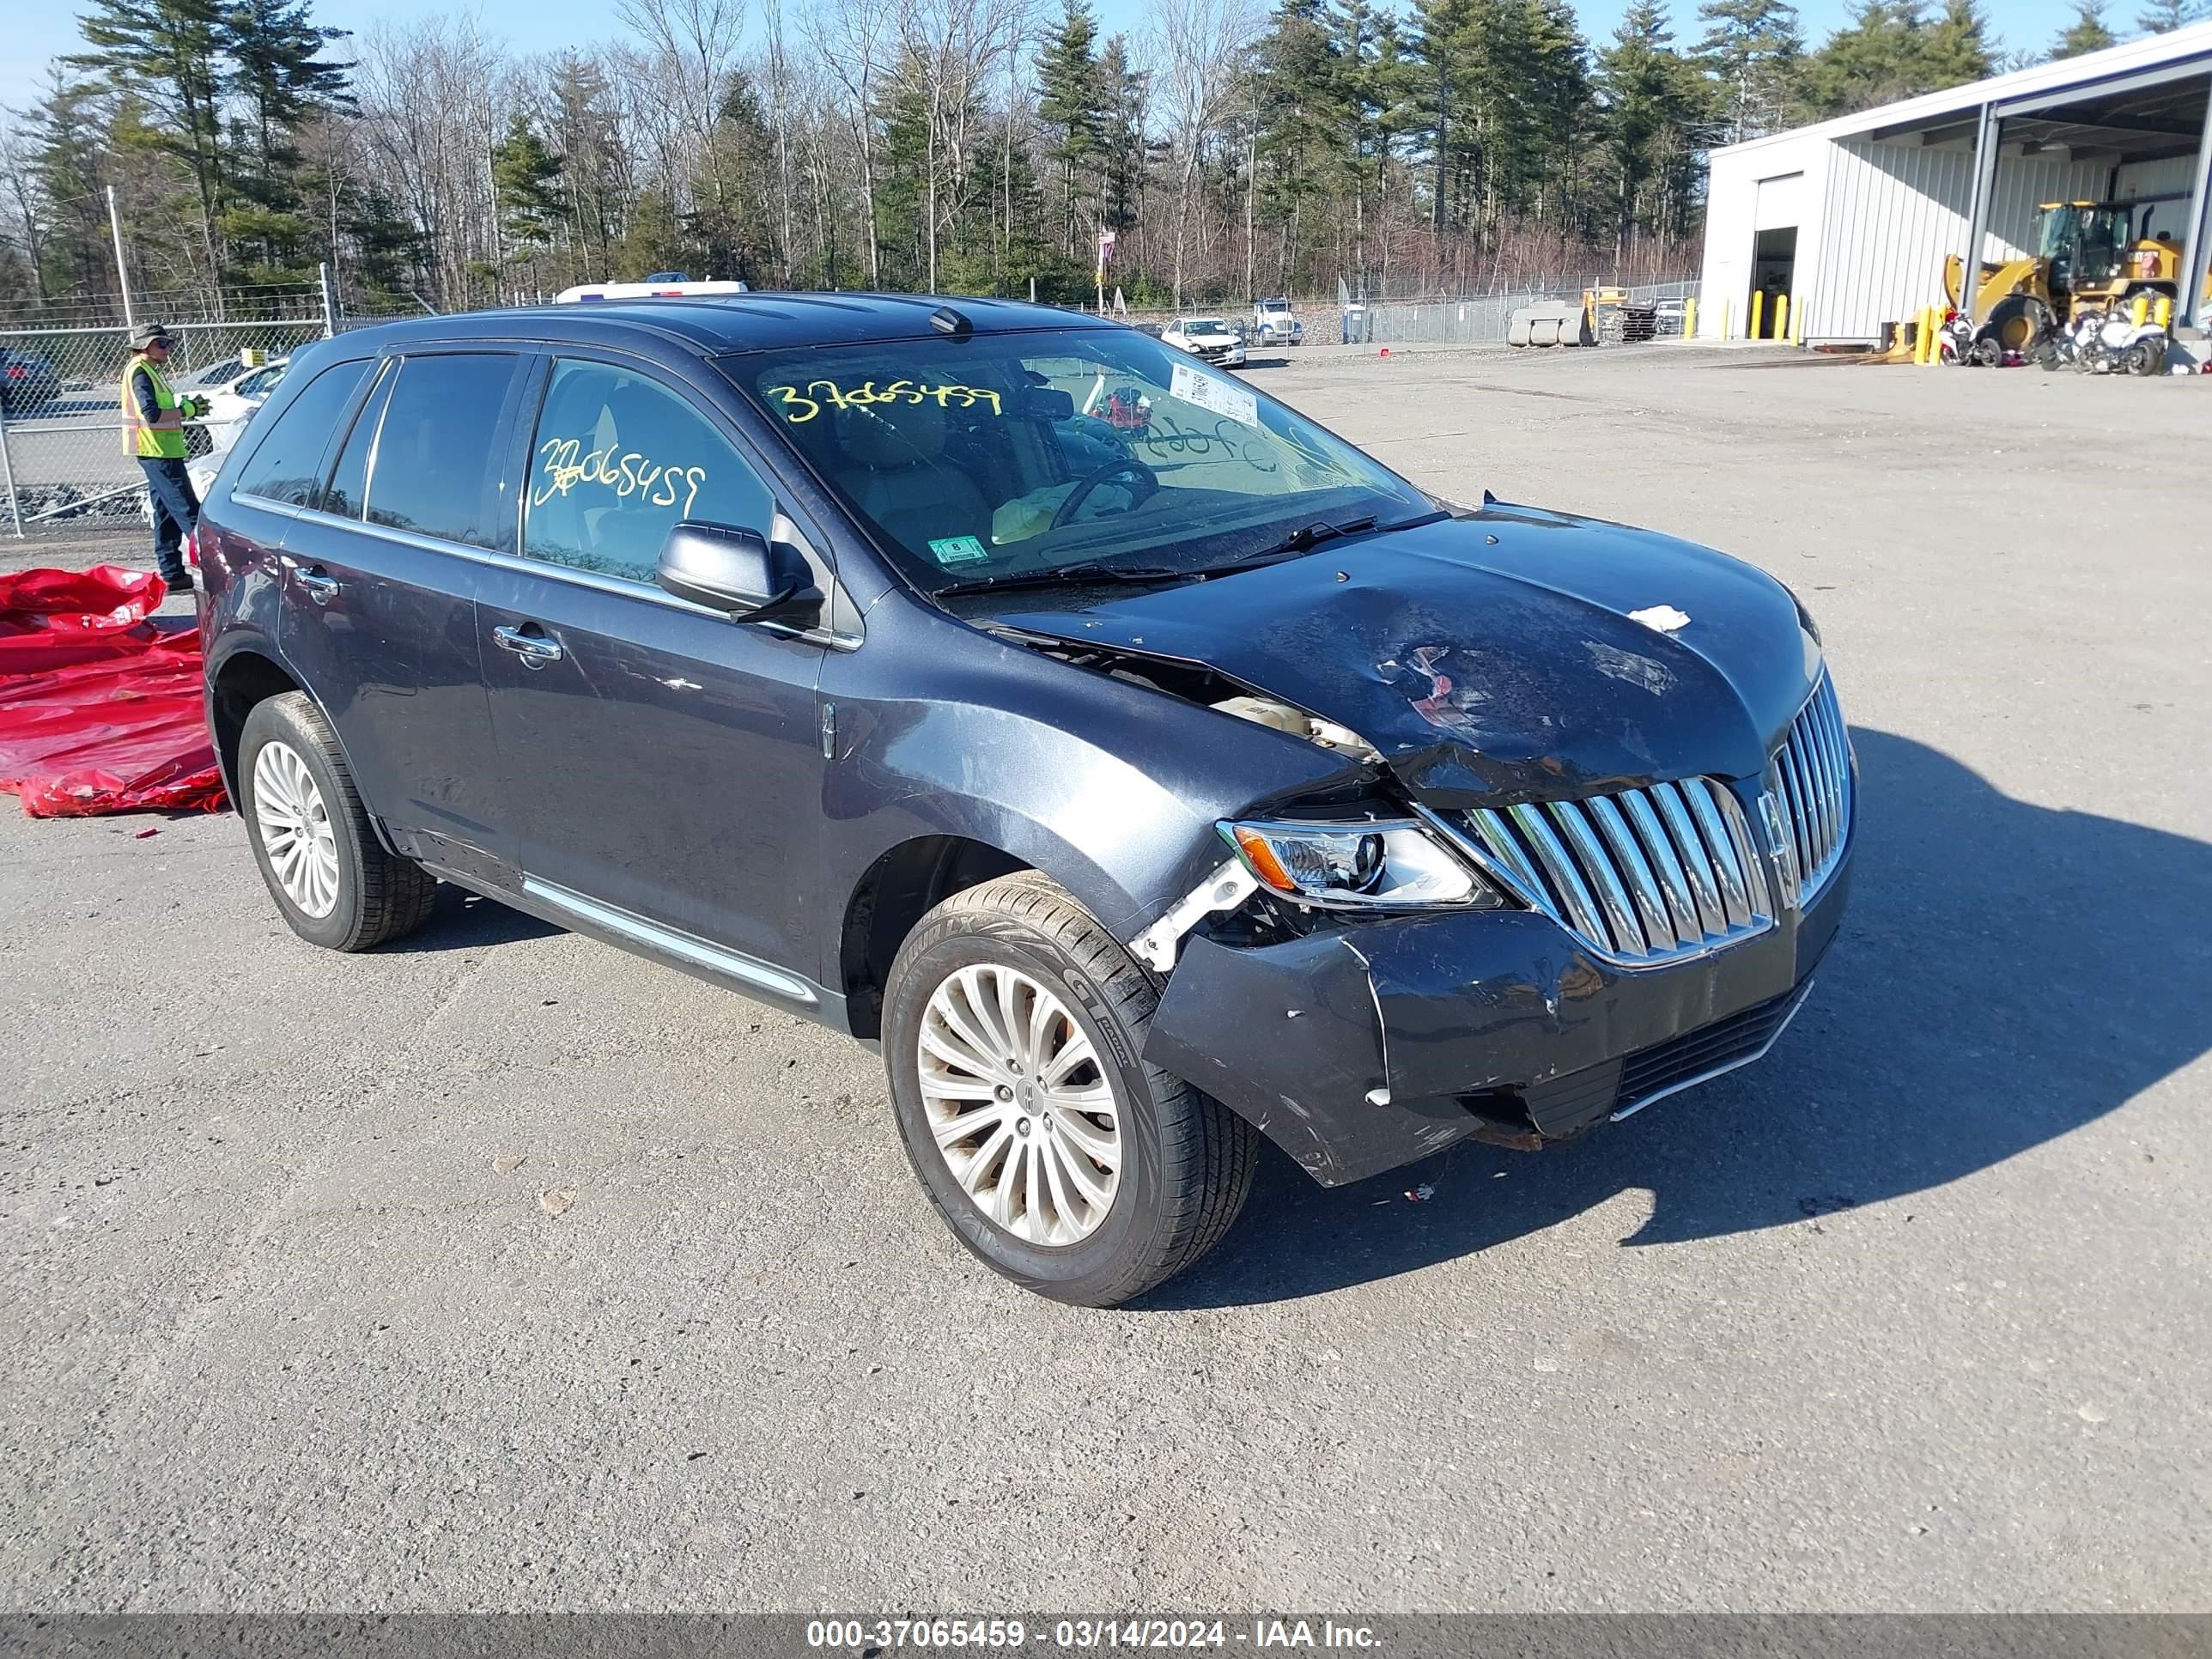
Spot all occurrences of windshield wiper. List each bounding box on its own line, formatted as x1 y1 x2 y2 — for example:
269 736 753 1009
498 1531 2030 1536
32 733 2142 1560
1201 508 1451 577
933 559 1186 598
1195 514 1380 578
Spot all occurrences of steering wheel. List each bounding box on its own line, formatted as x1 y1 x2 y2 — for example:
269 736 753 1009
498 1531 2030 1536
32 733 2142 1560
1052 457 1160 530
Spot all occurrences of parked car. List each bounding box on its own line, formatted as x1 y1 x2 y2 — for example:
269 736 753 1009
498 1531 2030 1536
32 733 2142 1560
1253 297 1303 346
197 296 1853 1306
1 349 64 415
1160 316 1248 368
195 356 290 452
177 355 246 392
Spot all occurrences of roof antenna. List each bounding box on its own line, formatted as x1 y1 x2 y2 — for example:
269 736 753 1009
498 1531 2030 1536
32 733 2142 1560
929 305 972 337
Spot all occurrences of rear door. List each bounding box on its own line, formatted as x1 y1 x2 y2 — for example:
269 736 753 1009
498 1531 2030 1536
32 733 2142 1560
475 352 836 999
275 349 528 881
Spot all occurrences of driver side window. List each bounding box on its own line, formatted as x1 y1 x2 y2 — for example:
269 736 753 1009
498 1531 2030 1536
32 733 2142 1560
524 360 774 585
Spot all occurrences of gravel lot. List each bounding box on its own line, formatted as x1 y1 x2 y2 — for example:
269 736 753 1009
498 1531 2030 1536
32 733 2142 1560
4 343 2208 1612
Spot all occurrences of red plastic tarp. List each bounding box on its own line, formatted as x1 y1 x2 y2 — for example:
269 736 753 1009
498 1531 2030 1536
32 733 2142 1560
0 565 227 817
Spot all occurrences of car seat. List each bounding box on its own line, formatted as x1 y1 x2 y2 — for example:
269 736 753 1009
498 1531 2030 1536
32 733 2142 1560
834 400 993 551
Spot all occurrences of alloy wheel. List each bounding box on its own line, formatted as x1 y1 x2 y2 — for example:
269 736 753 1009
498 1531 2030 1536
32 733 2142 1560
917 963 1123 1246
252 739 340 919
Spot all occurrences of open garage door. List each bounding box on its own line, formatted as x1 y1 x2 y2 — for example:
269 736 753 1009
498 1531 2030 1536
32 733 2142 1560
1751 173 1804 337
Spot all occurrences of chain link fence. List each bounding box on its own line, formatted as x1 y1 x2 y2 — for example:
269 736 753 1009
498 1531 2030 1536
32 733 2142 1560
1349 279 1700 348
1109 278 1701 350
0 311 339 538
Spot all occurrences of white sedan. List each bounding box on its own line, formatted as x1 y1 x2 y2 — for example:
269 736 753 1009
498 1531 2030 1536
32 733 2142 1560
195 356 291 453
1160 317 1247 368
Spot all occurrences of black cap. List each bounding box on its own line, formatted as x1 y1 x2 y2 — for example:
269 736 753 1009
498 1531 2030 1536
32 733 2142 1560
129 322 173 350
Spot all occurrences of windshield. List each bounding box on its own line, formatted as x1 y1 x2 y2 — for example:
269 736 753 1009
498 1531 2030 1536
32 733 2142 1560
731 327 1430 595
1182 319 1227 332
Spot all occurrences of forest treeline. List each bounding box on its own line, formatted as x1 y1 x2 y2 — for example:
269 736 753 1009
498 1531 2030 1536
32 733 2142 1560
3 0 2203 319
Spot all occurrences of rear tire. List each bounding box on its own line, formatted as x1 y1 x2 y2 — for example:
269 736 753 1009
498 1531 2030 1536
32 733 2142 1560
883 872 1257 1307
238 693 437 952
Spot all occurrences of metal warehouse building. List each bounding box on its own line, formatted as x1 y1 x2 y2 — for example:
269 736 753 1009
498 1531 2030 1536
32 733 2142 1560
1697 22 2212 346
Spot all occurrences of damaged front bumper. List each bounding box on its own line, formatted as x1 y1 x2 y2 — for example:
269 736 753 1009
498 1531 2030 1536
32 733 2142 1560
1143 851 1850 1187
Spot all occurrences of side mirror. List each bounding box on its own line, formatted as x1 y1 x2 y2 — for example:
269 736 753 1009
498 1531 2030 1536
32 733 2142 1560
656 521 822 628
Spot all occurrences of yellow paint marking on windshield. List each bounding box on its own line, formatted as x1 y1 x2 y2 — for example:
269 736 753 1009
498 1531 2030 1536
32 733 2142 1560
532 436 708 516
766 380 1004 423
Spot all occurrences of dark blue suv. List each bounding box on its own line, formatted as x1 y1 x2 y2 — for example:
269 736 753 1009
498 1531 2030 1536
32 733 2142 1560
198 295 1852 1305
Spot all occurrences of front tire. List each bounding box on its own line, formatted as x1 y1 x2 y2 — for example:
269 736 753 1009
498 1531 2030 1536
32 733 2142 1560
883 872 1257 1307
238 693 437 951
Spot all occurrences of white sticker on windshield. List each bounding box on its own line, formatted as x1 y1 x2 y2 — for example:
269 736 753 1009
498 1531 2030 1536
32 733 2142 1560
1170 362 1259 429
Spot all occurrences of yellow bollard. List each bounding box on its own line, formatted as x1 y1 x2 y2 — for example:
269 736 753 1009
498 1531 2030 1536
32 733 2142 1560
1911 310 1929 365
1775 293 1790 343
1750 290 1765 341
2155 294 2172 329
1684 296 1698 340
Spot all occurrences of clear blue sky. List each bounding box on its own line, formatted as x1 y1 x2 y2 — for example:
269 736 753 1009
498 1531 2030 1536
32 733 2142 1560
2 0 2089 112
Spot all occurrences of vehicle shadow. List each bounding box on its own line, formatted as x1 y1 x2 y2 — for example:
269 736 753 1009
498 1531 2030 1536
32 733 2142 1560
1138 726 2212 1310
386 884 562 952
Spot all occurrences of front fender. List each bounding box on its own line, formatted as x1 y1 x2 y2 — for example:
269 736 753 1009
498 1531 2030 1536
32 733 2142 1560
817 596 1370 949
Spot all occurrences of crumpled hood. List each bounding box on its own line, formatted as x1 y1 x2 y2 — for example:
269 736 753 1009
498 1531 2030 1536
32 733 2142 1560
975 504 1826 808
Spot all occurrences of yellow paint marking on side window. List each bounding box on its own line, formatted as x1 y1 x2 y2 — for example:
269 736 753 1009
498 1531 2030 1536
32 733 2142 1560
532 435 708 518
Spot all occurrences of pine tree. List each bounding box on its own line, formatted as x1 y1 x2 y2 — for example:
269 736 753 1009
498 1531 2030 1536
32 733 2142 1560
2051 1 2117 56
493 117 566 262
1035 0 1105 258
1597 2 1714 258
2135 0 2205 32
1799 1 1992 117
20 70 116 305
1918 0 1995 83
69 0 230 278
1698 0 1803 143
1097 35 1148 235
222 0 351 181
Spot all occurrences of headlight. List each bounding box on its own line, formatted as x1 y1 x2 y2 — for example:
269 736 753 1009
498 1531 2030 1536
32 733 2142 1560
1220 817 1504 909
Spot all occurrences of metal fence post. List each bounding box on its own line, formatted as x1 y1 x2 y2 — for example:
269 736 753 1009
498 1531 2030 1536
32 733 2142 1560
0 393 21 538
319 261 337 337
107 185 136 336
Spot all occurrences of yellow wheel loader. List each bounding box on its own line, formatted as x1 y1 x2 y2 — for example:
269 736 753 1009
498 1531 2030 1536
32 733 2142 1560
1942 201 2201 356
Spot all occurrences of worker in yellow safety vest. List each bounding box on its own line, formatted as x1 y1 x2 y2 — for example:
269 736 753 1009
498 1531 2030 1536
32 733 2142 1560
119 322 210 597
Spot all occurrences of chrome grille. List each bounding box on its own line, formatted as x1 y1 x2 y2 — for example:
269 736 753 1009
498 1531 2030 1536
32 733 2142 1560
1451 778 1774 963
1764 671 1852 908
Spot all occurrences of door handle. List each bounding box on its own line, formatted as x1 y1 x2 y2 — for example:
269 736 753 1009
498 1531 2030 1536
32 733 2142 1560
296 567 339 605
492 623 564 668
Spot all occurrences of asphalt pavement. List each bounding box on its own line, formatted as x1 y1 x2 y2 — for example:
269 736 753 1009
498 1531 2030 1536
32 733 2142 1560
3 344 2208 1612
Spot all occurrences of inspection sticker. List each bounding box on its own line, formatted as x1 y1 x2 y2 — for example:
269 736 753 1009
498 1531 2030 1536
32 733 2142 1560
1169 362 1259 428
928 534 990 567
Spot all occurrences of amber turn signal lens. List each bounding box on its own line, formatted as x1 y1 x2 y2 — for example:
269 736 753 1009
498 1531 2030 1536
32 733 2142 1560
1231 824 1297 893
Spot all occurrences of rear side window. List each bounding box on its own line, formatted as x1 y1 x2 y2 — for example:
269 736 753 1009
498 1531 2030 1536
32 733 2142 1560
523 359 774 584
363 354 520 549
232 359 371 506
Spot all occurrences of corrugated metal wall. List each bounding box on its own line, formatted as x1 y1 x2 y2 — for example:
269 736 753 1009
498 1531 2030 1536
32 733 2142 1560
2117 155 2200 198
1805 139 2108 342
2116 155 2203 243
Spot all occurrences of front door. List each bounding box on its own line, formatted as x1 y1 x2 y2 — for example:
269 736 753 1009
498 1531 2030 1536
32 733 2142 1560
477 354 832 998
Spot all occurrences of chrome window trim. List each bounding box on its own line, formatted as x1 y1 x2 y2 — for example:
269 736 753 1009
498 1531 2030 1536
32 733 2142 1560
264 505 862 652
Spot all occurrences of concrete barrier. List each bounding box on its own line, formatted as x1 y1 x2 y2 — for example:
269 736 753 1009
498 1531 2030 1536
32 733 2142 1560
1507 301 1590 348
